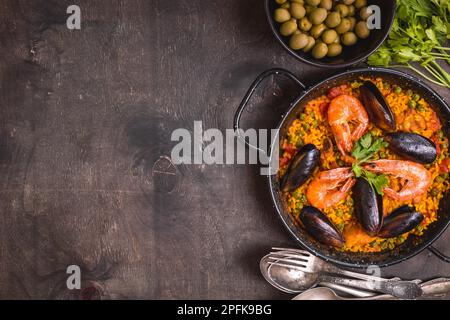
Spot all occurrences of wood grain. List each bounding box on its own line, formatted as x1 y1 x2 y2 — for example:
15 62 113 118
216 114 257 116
0 0 449 299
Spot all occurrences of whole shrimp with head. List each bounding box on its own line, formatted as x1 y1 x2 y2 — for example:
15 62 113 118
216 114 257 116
328 94 369 157
363 160 432 202
306 167 355 210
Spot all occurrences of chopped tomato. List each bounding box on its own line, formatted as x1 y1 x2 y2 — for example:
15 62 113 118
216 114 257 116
327 85 347 100
319 102 329 118
428 110 441 133
280 157 290 167
439 158 450 173
284 144 297 157
431 135 441 157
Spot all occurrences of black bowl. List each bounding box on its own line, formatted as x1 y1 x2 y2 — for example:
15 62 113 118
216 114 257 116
265 0 396 68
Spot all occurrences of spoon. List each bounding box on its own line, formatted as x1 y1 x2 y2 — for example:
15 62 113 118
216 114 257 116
293 287 398 300
260 254 423 299
261 254 376 298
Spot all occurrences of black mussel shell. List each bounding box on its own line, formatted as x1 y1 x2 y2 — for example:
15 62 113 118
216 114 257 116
300 206 345 248
386 132 437 164
281 144 320 192
360 81 396 131
353 177 383 236
378 206 424 238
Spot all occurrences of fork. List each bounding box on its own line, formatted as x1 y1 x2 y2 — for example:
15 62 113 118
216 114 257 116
268 247 396 282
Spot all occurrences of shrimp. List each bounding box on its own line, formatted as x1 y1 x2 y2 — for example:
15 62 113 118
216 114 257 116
363 160 432 202
327 95 369 155
306 167 355 209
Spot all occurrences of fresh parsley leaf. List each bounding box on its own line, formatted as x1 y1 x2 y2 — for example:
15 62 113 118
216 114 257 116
352 164 363 178
351 134 388 164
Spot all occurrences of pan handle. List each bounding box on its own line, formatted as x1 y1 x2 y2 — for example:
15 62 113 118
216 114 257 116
233 68 306 154
428 246 450 263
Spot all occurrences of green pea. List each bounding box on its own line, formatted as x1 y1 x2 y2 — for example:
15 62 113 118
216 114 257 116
408 100 417 109
417 104 425 112
394 86 402 94
406 89 413 96
413 94 421 102
274 8 291 23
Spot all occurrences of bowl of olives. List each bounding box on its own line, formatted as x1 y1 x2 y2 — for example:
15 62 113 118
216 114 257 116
265 0 396 68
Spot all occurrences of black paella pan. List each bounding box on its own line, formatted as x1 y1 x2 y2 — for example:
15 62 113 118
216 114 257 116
234 67 450 268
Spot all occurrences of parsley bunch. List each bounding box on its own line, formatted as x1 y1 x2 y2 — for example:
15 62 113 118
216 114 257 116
351 133 389 195
368 0 450 88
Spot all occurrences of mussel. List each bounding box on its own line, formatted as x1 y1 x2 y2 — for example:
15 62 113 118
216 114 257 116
378 205 424 238
281 144 320 192
300 206 345 248
360 81 396 131
385 132 437 164
353 177 383 236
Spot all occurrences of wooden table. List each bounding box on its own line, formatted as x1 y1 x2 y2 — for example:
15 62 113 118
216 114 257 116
0 0 449 300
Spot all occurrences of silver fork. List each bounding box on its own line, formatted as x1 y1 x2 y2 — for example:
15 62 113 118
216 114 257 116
269 247 394 282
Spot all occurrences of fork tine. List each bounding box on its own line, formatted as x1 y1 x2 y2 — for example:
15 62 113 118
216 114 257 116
268 252 311 263
267 256 309 267
272 247 311 256
267 261 307 271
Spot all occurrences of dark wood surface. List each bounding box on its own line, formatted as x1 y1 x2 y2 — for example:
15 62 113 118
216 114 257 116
0 0 449 300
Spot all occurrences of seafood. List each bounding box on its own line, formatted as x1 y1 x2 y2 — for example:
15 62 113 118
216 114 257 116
385 132 437 164
327 95 369 155
378 205 424 238
363 160 432 202
281 144 320 192
306 167 355 209
359 81 396 131
300 206 345 248
352 178 383 236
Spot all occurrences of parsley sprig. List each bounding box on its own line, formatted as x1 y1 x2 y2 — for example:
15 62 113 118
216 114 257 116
351 133 389 195
368 0 450 88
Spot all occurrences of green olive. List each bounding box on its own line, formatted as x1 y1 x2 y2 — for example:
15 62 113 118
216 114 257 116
348 17 357 30
354 0 367 9
342 0 355 4
359 6 372 20
305 0 321 6
322 29 338 44
319 0 332 10
290 32 310 50
309 7 328 25
341 31 358 46
355 21 370 39
280 20 298 36
291 0 305 3
305 5 314 14
335 18 351 34
302 36 316 52
348 5 356 16
298 17 313 31
312 42 328 59
290 3 306 19
325 11 341 28
276 0 287 4
274 8 291 23
333 35 341 44
281 2 290 9
310 23 327 39
335 4 349 17
327 43 343 57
